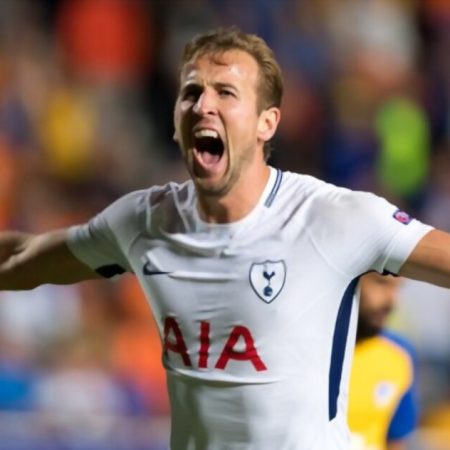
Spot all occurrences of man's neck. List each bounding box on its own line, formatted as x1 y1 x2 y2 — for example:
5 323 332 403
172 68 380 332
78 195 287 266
196 164 270 224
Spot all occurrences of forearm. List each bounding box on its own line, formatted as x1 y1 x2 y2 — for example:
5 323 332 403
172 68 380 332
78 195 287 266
0 231 31 262
400 230 450 289
0 231 34 289
0 229 99 290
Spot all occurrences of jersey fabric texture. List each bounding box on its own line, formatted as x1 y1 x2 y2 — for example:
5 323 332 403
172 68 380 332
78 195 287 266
348 331 418 450
67 168 432 450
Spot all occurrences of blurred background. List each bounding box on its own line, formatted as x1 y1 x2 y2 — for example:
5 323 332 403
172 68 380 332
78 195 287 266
0 0 448 449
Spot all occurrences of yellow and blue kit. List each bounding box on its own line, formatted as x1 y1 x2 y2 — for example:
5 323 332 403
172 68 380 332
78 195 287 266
348 330 418 450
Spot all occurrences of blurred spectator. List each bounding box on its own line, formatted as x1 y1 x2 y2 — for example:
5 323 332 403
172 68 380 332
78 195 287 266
111 277 169 415
0 139 19 228
0 334 36 411
0 1 448 449
40 83 97 181
421 396 450 450
423 150 450 231
33 334 130 423
0 285 82 350
375 96 430 212
56 0 154 85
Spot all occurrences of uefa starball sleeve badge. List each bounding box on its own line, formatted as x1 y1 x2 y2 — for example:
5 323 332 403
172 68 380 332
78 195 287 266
393 209 413 225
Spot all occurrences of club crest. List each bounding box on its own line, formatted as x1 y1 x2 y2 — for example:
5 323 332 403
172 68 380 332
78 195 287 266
374 382 396 407
249 260 286 303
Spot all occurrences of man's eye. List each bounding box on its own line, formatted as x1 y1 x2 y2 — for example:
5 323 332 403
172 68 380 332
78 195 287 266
182 89 200 101
219 89 234 97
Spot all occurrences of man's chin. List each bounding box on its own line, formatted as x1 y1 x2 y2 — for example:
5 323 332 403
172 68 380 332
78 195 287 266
192 168 236 198
194 178 232 197
356 322 382 341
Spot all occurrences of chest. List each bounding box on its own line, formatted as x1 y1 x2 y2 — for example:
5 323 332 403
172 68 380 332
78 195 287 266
125 224 355 375
132 230 337 327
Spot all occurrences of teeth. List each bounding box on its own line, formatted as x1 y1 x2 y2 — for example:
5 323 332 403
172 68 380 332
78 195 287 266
194 129 219 139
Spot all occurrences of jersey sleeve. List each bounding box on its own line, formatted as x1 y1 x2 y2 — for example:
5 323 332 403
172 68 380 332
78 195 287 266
66 190 148 278
387 381 418 440
306 186 434 277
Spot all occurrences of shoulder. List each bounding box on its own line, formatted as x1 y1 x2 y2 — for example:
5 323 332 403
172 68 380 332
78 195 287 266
279 171 399 239
146 180 192 207
381 330 417 363
355 334 416 386
280 171 328 195
105 180 193 221
369 331 418 382
114 180 191 208
280 170 392 213
84 180 192 241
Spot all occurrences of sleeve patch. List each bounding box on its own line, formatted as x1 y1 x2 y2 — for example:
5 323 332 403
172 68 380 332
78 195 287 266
393 209 413 225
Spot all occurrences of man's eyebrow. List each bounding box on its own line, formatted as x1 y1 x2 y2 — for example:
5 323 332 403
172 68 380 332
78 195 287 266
213 82 238 91
181 79 200 87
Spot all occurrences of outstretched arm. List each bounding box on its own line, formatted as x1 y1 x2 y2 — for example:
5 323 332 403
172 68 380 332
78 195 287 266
400 229 450 288
0 230 100 291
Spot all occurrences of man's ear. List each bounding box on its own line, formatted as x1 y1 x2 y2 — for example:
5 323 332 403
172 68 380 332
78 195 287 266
173 104 180 143
257 107 281 143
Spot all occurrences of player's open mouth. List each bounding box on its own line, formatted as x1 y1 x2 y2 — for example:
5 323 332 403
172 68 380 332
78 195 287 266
192 129 226 173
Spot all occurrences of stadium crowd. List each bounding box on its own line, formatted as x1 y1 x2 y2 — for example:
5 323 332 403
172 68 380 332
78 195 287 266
0 0 448 449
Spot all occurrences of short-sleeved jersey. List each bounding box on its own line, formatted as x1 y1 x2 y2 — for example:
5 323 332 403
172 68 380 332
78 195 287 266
348 331 418 450
67 168 432 450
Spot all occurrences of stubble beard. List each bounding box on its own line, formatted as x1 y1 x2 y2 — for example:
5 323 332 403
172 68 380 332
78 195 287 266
356 318 381 342
189 143 254 199
195 165 238 198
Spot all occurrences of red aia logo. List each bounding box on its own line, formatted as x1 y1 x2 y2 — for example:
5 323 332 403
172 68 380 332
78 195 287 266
163 317 267 371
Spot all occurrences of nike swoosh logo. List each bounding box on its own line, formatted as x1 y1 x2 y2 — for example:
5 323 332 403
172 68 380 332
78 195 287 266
143 262 171 276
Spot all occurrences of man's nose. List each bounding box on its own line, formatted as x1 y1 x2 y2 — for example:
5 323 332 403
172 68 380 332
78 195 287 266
193 90 217 115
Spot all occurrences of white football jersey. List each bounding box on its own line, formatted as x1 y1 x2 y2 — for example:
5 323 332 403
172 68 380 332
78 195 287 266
67 167 432 450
